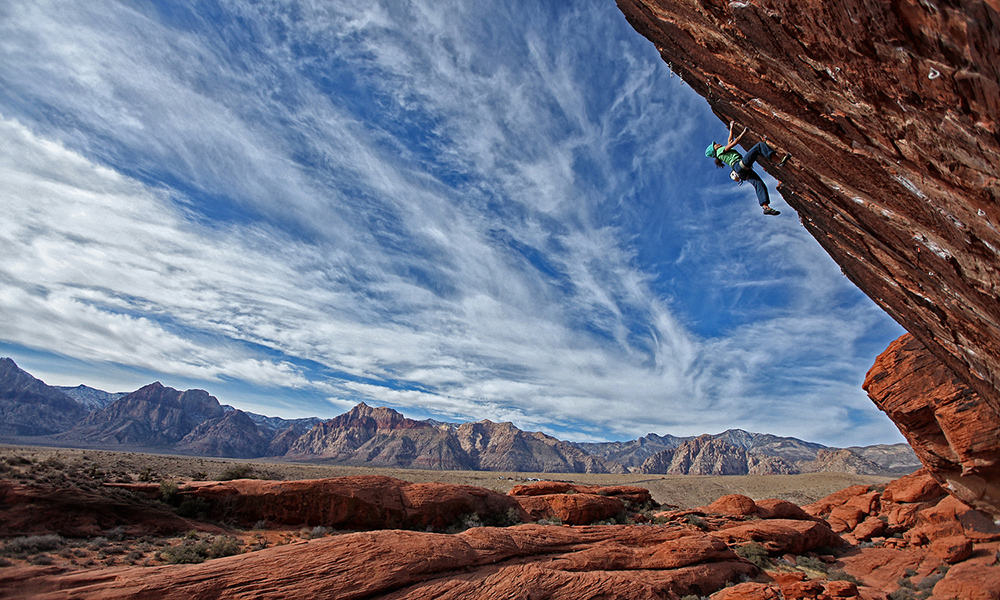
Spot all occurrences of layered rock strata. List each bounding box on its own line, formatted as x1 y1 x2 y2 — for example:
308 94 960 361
864 333 1000 518
615 0 1000 514
5 472 1000 598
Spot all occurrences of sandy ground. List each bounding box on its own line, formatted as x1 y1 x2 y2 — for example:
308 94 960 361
0 443 892 508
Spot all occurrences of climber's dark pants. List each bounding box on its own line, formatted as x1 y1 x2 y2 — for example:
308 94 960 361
736 142 776 206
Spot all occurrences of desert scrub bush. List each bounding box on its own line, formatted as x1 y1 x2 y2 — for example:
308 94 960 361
309 526 330 539
795 555 829 573
138 467 155 482
0 558 12 568
827 570 861 584
447 513 484 533
175 497 210 519
215 464 256 481
207 536 241 558
88 537 109 551
159 481 181 506
684 514 708 530
0 534 66 557
915 572 944 592
162 542 209 564
734 542 770 570
29 554 54 566
888 588 915 600
481 506 523 528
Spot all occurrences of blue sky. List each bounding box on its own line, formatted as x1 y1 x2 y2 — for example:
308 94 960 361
0 0 905 446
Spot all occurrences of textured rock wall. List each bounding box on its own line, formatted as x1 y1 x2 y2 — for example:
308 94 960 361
615 0 1000 512
865 334 1000 518
616 0 999 400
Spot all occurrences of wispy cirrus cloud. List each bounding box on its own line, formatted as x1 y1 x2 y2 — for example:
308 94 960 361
0 0 904 445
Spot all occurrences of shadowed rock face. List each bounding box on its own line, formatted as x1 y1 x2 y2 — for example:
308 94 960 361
615 0 1000 512
0 358 87 436
865 334 1000 518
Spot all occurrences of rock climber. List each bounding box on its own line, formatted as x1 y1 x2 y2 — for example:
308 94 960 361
705 121 791 216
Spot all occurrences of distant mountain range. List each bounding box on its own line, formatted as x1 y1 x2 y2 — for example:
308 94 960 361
0 357 920 476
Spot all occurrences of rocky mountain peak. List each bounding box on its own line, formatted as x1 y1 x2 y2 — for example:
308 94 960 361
0 357 86 436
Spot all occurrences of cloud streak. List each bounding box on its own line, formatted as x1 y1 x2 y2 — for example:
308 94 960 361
0 0 904 445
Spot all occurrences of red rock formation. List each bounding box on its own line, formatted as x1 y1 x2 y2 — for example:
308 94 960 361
711 519 842 554
615 0 1000 514
513 493 625 525
0 480 213 538
171 475 526 531
508 481 653 504
0 525 757 599
703 493 758 517
865 334 1000 517
754 498 815 521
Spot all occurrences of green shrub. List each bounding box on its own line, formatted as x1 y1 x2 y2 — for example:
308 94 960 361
0 535 65 557
138 467 155 482
827 570 860 584
309 526 329 539
207 536 241 558
796 555 828 573
215 464 256 481
162 543 208 564
915 573 943 591
734 542 770 570
481 506 524 527
160 481 180 506
684 514 708 530
175 497 210 519
888 588 914 600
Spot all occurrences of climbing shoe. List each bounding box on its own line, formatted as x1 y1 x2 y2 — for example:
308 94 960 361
763 207 781 216
778 153 791 167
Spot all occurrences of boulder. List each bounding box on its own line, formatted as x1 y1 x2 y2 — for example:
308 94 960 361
853 516 888 541
933 557 1000 600
778 578 825 599
824 580 859 598
711 582 783 600
703 494 757 517
882 469 946 504
802 486 872 518
710 519 842 555
929 535 974 564
512 493 625 525
828 505 867 533
755 498 815 521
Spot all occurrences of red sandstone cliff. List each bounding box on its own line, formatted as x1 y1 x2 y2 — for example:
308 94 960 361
615 0 1000 514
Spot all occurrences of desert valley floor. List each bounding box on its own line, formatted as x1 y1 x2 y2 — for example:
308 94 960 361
4 443 1000 599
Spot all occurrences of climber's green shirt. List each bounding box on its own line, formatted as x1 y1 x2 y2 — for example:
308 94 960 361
716 148 742 168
